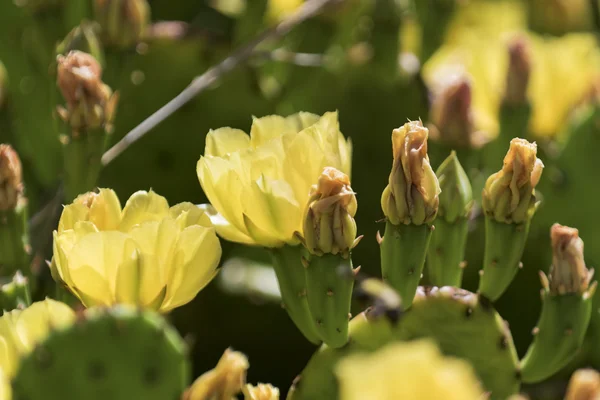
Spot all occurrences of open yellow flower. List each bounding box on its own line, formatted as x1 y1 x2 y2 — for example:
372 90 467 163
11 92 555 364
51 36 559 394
52 189 222 312
197 111 352 248
0 299 74 378
335 340 483 400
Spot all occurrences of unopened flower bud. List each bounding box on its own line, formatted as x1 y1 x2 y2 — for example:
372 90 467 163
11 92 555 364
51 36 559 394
303 167 357 258
565 369 600 400
183 348 248 400
436 151 473 223
381 121 440 225
0 144 24 211
56 51 117 134
504 37 531 106
429 78 484 148
482 138 544 223
243 383 280 400
546 224 594 295
56 23 105 67
94 0 151 49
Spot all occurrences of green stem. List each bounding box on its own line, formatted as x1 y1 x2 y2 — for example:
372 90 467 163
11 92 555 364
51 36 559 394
270 245 321 344
0 203 30 279
426 217 468 287
520 292 593 383
380 220 432 308
63 128 108 201
478 217 530 302
304 253 354 349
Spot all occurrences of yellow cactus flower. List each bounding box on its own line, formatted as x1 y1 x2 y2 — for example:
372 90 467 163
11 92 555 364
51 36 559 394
197 111 352 248
335 340 483 400
52 189 222 312
183 348 249 400
266 0 303 23
0 299 74 378
243 383 280 400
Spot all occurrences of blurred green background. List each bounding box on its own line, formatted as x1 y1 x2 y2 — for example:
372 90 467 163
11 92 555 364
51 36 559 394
1 0 600 397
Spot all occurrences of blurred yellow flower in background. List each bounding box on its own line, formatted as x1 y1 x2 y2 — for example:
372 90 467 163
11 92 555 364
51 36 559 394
52 189 221 312
423 1 600 139
266 0 303 23
335 339 483 400
0 299 74 378
197 111 352 248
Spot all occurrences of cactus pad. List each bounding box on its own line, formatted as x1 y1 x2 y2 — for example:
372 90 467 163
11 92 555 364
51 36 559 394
12 306 190 400
289 286 520 400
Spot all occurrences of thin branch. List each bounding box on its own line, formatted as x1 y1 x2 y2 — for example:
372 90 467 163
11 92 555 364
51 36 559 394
252 49 326 67
101 0 342 166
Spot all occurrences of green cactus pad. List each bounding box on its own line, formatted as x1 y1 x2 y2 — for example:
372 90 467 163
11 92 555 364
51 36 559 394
304 254 354 348
380 221 433 308
289 286 520 400
12 306 190 400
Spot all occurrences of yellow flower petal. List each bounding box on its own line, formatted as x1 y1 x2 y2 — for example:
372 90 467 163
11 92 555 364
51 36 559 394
66 231 136 306
119 190 170 231
205 127 251 157
197 157 250 240
169 202 212 228
249 115 297 147
57 204 90 233
88 188 122 230
197 204 255 245
161 225 221 311
243 176 300 245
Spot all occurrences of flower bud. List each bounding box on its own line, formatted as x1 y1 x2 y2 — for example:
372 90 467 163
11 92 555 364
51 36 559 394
546 224 594 295
56 51 117 134
94 0 151 49
0 145 24 211
183 348 249 400
436 151 473 223
429 78 485 148
565 369 600 400
56 22 105 68
303 167 357 258
482 138 544 223
243 383 280 400
504 37 531 106
381 121 440 225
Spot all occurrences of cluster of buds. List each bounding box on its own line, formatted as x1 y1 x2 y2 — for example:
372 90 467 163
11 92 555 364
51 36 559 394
541 223 595 296
428 77 486 148
504 37 531 106
94 0 150 49
482 138 544 223
0 145 24 212
381 121 440 226
303 167 358 258
56 51 118 135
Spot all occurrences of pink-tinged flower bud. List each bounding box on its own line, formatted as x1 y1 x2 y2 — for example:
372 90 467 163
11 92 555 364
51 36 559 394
482 138 544 223
381 121 440 225
546 224 594 295
303 167 357 258
504 37 531 106
0 144 24 211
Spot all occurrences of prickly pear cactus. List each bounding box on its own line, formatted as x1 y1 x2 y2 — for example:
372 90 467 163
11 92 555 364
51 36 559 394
12 306 190 400
289 286 520 400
